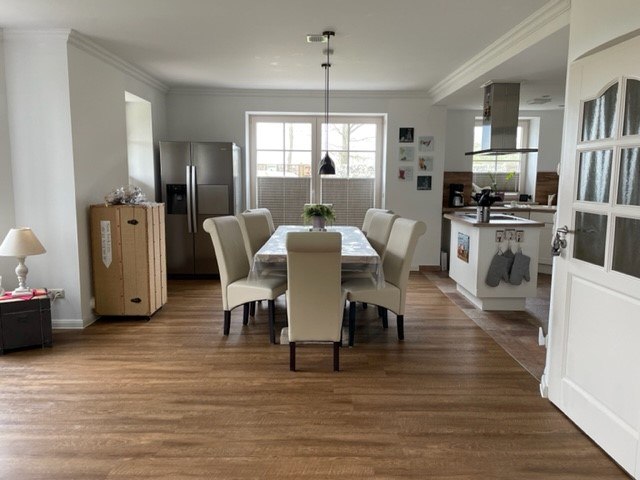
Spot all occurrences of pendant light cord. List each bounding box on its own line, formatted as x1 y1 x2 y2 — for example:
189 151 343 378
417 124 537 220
323 32 332 157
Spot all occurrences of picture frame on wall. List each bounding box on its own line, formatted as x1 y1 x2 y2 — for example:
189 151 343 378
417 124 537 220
418 156 433 171
399 146 414 162
399 127 414 143
418 136 434 152
398 166 414 181
417 175 432 190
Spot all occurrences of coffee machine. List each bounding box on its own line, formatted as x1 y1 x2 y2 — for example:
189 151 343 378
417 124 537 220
449 183 464 207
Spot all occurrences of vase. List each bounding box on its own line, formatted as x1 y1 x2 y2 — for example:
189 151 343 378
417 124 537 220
312 216 326 230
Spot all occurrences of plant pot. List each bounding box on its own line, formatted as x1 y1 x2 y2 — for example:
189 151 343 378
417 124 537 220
312 216 326 230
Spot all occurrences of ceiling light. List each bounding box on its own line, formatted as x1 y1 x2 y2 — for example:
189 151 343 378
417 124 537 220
306 34 327 44
318 31 336 175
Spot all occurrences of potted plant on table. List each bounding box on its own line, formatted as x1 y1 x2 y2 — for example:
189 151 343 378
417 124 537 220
302 204 336 231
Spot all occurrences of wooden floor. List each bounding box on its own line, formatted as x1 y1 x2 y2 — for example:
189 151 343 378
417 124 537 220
0 273 627 479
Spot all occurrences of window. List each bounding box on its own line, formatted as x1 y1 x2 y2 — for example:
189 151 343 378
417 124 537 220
472 119 529 193
249 114 384 227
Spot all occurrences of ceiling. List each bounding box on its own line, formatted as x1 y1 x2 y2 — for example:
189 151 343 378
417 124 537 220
0 0 567 108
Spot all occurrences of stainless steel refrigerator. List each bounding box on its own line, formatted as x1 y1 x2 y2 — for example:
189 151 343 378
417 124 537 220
159 141 242 275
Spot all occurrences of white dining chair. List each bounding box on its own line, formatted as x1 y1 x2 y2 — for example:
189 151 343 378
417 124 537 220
283 231 346 371
246 208 275 234
238 211 272 265
366 212 399 258
343 217 427 346
203 216 287 344
361 208 392 235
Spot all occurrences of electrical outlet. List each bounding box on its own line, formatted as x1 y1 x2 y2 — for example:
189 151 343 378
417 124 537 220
495 230 504 242
505 229 515 241
516 230 524 243
49 288 65 299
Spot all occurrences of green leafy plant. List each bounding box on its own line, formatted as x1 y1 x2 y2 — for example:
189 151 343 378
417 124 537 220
301 204 336 224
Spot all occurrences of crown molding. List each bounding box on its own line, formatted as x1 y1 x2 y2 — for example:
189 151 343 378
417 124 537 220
168 87 431 100
67 30 169 93
2 28 73 42
428 0 570 104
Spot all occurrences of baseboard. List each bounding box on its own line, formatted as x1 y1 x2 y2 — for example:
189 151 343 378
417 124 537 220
53 315 96 329
419 265 441 272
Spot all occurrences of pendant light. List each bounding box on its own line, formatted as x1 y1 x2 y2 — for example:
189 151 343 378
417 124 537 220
318 31 336 175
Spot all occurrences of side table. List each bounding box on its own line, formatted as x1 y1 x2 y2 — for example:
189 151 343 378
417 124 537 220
0 296 52 354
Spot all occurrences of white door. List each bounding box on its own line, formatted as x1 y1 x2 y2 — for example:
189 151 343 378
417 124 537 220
543 34 640 477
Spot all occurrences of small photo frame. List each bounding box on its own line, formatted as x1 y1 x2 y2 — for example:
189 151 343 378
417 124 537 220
418 156 433 171
418 136 434 152
399 127 414 143
417 175 432 190
398 166 414 181
457 233 470 263
399 146 415 162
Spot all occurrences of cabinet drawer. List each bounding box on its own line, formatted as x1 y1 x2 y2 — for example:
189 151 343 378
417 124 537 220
1 311 44 349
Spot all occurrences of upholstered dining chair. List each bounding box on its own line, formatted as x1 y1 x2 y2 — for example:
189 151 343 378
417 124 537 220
343 217 427 346
361 208 392 235
245 208 275 234
238 211 272 265
366 212 399 259
283 231 346 371
203 216 287 344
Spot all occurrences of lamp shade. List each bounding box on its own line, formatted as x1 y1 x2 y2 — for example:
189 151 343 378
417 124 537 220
318 153 335 175
0 228 46 257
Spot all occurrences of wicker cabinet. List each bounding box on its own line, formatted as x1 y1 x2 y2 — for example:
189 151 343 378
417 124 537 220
90 204 167 316
0 296 52 354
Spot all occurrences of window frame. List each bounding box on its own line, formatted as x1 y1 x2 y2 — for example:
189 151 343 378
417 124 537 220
248 113 384 209
472 118 530 193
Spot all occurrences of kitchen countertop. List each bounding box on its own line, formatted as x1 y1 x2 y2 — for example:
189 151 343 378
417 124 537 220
443 205 557 214
444 213 544 228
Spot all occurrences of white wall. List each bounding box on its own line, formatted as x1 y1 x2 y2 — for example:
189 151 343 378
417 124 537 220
0 33 17 288
569 0 640 62
3 30 82 322
444 108 564 194
2 30 168 327
125 95 155 196
166 90 445 267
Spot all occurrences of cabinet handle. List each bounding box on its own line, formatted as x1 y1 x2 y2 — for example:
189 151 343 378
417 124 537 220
130 297 142 303
127 219 139 225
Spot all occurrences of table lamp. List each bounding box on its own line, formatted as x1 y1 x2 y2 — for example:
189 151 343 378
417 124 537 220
0 227 46 295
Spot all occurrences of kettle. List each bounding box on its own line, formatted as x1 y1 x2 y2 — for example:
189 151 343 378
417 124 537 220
452 192 464 207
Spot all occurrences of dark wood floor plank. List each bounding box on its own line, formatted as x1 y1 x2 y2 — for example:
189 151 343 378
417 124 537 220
0 273 627 479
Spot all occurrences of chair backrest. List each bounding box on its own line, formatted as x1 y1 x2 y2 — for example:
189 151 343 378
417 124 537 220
382 218 427 314
246 208 275 234
203 216 250 310
238 211 272 264
286 232 343 342
361 208 392 234
366 212 399 258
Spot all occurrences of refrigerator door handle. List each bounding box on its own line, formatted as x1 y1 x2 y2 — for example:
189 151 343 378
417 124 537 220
191 165 198 233
186 165 193 233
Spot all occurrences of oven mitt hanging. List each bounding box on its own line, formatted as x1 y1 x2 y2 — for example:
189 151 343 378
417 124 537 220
509 251 531 285
486 252 512 287
501 247 515 282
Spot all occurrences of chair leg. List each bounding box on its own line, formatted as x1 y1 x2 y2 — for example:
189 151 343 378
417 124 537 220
381 308 388 329
250 301 256 317
333 342 340 371
349 301 356 347
268 300 276 344
362 302 368 309
289 342 296 371
397 314 404 340
223 310 231 335
242 303 250 325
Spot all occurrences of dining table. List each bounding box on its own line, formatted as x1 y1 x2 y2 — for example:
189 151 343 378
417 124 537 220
249 225 385 288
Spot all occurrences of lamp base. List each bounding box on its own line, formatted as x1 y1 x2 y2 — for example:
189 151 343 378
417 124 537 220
12 286 32 296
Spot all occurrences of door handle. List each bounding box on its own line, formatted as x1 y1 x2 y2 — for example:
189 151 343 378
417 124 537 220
191 166 198 233
186 165 193 233
551 225 573 256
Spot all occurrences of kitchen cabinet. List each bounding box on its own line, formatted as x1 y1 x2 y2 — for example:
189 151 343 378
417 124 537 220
530 211 555 274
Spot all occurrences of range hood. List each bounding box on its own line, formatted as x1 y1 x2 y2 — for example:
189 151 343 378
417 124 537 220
465 82 538 156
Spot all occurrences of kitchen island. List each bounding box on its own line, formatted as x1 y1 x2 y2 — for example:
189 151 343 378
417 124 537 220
444 212 544 310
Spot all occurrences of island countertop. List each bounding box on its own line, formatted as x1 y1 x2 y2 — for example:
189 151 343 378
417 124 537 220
444 213 544 228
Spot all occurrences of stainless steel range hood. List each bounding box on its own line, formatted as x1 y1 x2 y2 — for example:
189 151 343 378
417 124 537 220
465 82 538 156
